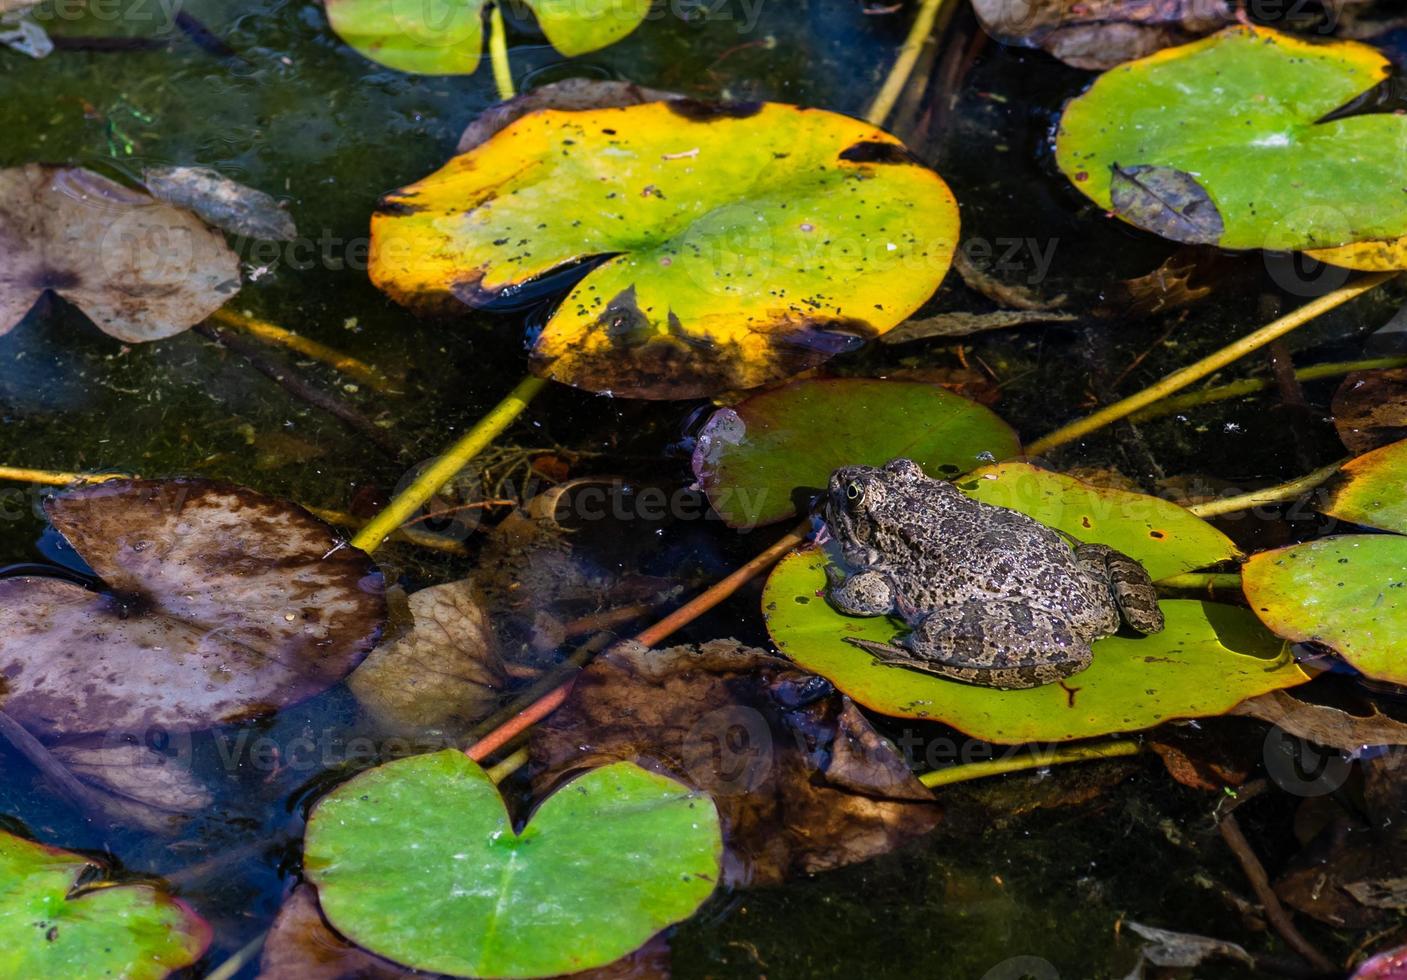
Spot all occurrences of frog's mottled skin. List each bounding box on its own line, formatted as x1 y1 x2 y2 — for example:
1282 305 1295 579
823 458 1164 689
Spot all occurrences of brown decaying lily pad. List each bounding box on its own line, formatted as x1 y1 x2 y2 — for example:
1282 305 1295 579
0 165 240 341
1332 368 1407 454
530 639 939 888
0 479 384 736
455 78 679 154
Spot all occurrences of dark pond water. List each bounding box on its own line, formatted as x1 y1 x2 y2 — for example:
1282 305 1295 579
2 1 1405 977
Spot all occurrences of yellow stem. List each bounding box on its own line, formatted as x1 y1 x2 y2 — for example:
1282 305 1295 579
1026 272 1397 456
1130 354 1407 423
919 739 1141 789
1187 457 1347 518
350 375 547 553
865 0 949 126
489 4 515 101
0 467 132 485
207 309 396 393
204 932 267 980
486 746 529 783
1156 572 1243 591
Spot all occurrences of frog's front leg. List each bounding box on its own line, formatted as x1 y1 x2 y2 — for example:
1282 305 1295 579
824 564 895 617
1074 543 1164 635
846 599 1093 689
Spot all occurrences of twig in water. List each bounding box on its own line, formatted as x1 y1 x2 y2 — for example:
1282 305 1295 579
207 309 395 393
865 0 952 126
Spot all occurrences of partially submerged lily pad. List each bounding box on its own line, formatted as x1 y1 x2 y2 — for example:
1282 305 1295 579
956 462 1241 581
327 0 650 75
1322 438 1407 534
371 102 960 398
1243 535 1407 686
0 165 240 341
764 550 1308 742
693 379 1020 528
304 751 720 978
0 830 210 979
1055 26 1407 251
0 479 385 735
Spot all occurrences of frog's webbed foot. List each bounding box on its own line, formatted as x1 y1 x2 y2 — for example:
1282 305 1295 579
1074 543 1164 635
825 567 895 617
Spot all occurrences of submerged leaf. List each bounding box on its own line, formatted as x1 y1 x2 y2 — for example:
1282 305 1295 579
692 379 1020 529
531 639 939 887
1332 370 1407 454
0 165 240 341
765 550 1308 741
456 79 678 153
0 479 385 735
1243 535 1407 686
971 0 1231 70
142 165 297 241
371 102 959 398
305 752 720 978
0 830 210 979
1109 164 1224 246
1056 26 1407 251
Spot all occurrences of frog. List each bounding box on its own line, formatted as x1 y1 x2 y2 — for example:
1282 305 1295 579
821 458 1164 689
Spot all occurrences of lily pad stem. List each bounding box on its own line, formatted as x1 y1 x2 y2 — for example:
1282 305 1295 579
920 739 1141 788
350 375 547 553
1187 457 1347 519
464 519 811 762
0 466 128 485
1156 572 1243 592
865 0 950 126
207 308 394 393
489 4 515 101
204 932 267 980
1026 272 1397 456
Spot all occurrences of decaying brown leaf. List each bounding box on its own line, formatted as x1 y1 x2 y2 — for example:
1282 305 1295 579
1149 733 1251 792
1120 920 1254 977
1332 368 1407 454
1096 246 1250 319
971 0 1233 70
347 580 506 735
456 78 679 154
0 479 385 736
531 639 939 887
51 738 213 828
0 165 240 340
880 309 1078 343
1230 690 1407 750
142 165 298 241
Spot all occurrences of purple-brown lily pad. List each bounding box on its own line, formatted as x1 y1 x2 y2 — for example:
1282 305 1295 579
0 479 385 736
0 165 240 341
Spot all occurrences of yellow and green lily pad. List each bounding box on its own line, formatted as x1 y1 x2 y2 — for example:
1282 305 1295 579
304 750 721 978
693 379 1020 529
1243 535 1407 686
1321 438 1407 535
956 462 1241 581
1055 25 1407 251
764 549 1307 742
326 0 650 75
371 102 960 398
0 830 210 979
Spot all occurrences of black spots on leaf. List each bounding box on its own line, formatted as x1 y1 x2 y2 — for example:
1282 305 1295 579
376 197 428 217
839 141 920 166
666 99 763 122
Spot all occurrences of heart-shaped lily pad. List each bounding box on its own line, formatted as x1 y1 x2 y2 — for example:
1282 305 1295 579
0 165 240 341
1321 438 1407 535
0 479 385 736
693 379 1020 529
0 830 210 979
370 101 959 398
956 462 1241 581
1243 535 1407 686
764 549 1308 742
327 0 650 76
304 750 721 978
1055 25 1407 251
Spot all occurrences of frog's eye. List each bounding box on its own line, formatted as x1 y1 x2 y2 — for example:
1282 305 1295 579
846 482 861 501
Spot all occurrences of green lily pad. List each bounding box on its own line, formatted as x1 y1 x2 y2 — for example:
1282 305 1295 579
0 830 210 979
304 751 721 978
1055 25 1407 251
1243 535 1407 686
693 379 1020 528
763 549 1309 741
956 462 1241 581
371 102 960 398
1322 439 1407 534
326 0 650 75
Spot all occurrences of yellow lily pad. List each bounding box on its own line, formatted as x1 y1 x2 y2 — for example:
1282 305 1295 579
370 101 960 398
1308 239 1407 272
1322 438 1407 534
763 549 1308 742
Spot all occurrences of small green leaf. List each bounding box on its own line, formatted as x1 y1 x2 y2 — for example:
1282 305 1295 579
305 751 722 978
0 831 209 979
1322 438 1407 534
694 379 1020 528
529 0 651 57
763 549 1309 742
956 462 1241 581
1243 534 1407 686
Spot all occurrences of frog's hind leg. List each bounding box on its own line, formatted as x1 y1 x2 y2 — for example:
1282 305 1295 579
1074 543 1164 634
844 601 1093 690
